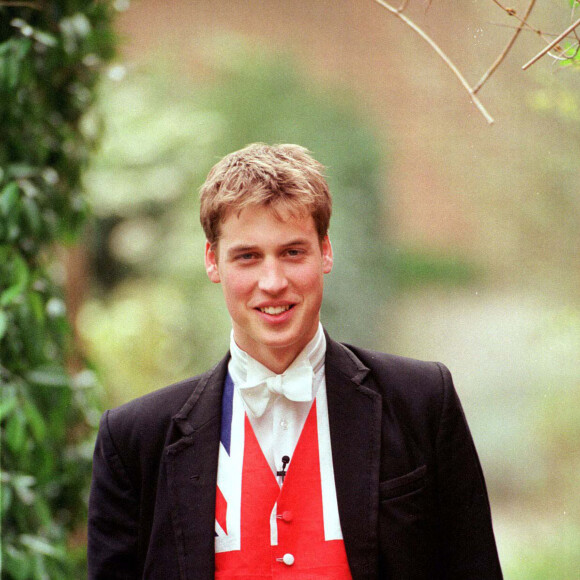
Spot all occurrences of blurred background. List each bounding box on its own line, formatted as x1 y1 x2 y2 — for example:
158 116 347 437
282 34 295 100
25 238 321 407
2 0 579 578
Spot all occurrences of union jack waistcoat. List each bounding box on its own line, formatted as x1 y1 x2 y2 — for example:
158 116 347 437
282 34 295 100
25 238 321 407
215 373 352 578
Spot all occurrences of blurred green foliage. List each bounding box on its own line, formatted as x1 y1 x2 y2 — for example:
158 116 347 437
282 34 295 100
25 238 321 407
388 248 480 288
80 41 392 403
501 522 580 580
0 2 116 577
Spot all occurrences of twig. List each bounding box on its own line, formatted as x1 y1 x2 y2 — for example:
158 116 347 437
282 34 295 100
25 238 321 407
522 16 580 70
473 0 537 93
489 0 536 33
373 0 495 124
485 22 562 39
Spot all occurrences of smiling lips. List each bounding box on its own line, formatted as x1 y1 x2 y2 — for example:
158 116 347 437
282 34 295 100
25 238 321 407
258 305 293 315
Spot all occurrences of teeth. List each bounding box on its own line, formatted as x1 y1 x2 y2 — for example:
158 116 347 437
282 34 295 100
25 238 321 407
260 305 290 315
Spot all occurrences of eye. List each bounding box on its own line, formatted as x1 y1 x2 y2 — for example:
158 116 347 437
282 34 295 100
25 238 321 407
285 248 304 257
235 252 259 262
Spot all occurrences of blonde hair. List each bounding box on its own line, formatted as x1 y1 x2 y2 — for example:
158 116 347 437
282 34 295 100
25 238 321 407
200 143 332 245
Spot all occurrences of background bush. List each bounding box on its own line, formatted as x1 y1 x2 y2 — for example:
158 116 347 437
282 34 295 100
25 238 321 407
0 2 116 577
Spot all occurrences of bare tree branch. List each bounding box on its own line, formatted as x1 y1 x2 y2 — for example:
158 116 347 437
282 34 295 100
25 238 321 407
473 0 537 93
523 16 580 70
373 0 495 124
483 22 562 39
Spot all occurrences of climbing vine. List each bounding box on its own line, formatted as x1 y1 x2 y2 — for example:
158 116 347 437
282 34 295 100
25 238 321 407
0 2 116 577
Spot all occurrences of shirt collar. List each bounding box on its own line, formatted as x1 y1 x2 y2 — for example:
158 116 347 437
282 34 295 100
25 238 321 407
228 322 326 389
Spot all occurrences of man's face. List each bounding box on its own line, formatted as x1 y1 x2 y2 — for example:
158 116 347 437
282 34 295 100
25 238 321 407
205 205 333 373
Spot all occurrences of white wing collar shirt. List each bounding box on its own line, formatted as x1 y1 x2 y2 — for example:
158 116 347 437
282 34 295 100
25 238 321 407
228 323 327 479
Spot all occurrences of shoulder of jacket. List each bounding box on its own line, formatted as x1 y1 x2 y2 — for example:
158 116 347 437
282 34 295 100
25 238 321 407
338 342 453 403
338 343 457 444
104 361 223 443
342 342 447 379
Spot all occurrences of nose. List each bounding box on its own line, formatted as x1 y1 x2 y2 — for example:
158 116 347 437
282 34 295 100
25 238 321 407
258 259 288 295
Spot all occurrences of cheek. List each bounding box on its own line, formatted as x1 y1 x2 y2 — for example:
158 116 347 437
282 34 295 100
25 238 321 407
221 271 253 301
298 267 324 295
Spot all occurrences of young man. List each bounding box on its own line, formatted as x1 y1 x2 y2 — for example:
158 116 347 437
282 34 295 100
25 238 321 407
88 144 503 579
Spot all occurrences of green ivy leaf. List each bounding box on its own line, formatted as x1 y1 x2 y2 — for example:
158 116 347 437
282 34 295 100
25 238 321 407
21 398 47 443
19 535 66 559
4 409 27 453
6 165 37 180
32 31 59 48
10 474 36 505
0 38 32 91
21 197 42 236
0 389 18 421
1 482 13 516
31 495 52 528
0 182 19 216
0 254 29 307
0 309 8 339
3 545 33 580
25 366 71 388
28 292 45 324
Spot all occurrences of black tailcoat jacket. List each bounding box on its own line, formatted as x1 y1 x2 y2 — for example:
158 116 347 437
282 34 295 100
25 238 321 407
88 334 503 579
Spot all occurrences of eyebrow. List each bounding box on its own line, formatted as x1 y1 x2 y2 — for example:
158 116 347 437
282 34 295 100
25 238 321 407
280 238 312 248
226 244 258 258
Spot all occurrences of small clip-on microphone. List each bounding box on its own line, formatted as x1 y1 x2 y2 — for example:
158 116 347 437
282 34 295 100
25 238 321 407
277 455 290 482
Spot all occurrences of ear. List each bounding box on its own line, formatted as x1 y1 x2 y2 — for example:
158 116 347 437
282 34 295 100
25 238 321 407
205 241 221 283
321 235 333 274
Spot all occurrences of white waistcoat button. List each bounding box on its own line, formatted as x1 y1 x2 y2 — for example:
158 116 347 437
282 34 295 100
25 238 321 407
278 553 295 566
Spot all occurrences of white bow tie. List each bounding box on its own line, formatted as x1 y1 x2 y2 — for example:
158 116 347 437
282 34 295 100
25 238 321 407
239 362 314 417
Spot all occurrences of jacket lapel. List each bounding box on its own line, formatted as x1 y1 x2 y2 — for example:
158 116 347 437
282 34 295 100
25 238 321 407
325 335 382 580
164 355 230 580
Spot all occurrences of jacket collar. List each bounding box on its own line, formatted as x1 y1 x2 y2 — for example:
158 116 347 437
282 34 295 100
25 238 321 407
172 354 230 437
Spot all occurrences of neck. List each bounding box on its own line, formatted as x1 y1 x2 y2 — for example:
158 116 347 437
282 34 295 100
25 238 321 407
232 324 324 375
255 349 301 375
240 341 305 374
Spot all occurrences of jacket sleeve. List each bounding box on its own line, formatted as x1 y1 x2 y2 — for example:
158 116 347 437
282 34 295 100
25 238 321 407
434 363 503 579
88 410 140 580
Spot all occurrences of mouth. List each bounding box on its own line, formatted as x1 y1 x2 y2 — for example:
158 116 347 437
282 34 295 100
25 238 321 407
257 305 294 315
